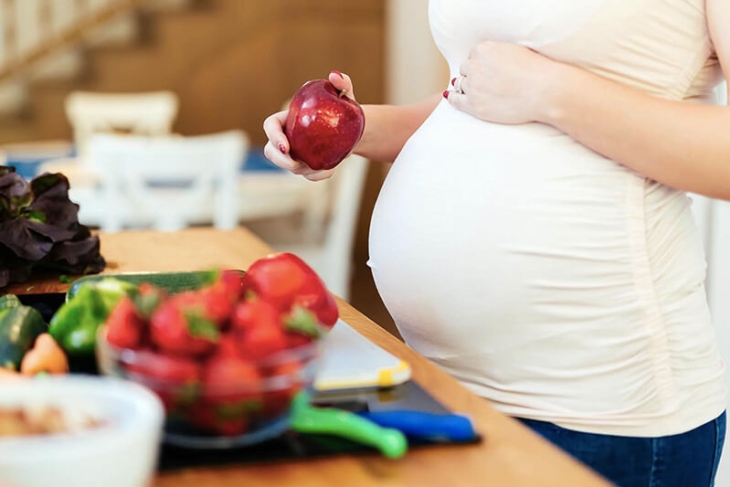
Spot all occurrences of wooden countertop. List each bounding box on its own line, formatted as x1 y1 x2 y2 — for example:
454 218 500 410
8 228 612 487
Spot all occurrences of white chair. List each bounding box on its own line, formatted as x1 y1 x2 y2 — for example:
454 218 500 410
84 130 248 232
237 171 316 222
66 91 179 157
38 91 180 189
268 155 370 300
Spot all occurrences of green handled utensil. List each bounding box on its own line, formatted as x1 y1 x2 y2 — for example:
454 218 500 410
289 391 408 459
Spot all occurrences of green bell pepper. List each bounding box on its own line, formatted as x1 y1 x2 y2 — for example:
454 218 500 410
49 278 138 356
0 294 22 309
0 303 48 371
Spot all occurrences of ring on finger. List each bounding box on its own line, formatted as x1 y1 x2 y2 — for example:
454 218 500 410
454 74 467 95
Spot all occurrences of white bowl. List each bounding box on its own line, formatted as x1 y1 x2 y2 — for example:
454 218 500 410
0 376 164 487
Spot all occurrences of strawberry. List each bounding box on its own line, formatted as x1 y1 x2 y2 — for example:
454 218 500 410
187 403 250 436
132 283 166 320
262 361 302 419
242 253 339 327
124 353 201 411
232 298 281 332
213 332 241 359
213 269 244 302
286 332 313 349
187 402 219 433
240 253 308 310
214 417 250 436
150 299 220 357
202 355 263 407
106 296 144 349
197 287 235 325
236 324 289 361
293 278 339 328
172 290 199 306
171 286 234 328
309 290 339 328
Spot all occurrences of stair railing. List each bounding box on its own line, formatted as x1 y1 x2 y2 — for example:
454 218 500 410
0 0 151 82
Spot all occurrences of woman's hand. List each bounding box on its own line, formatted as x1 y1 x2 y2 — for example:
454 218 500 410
445 41 560 125
263 70 357 181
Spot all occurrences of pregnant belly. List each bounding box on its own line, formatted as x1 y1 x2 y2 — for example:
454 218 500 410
368 102 706 399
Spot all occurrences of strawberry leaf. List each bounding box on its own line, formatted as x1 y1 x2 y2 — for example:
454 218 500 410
134 290 163 319
184 310 220 342
174 382 200 406
216 400 263 419
285 306 326 339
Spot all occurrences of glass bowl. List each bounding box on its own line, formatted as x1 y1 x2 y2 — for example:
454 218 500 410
96 327 321 449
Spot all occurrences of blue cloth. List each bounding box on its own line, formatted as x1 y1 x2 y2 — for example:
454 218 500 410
5 145 76 180
6 159 46 179
243 147 283 172
518 412 726 487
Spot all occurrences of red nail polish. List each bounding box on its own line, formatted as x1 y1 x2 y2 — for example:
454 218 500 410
278 143 287 153
442 90 450 99
451 77 456 86
331 70 344 79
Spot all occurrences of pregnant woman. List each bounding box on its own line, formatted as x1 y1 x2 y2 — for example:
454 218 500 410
264 1 730 485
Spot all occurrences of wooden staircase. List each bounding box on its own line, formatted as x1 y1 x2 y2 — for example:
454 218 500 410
0 0 386 146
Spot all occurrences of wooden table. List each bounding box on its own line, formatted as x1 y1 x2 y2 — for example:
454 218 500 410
9 228 612 487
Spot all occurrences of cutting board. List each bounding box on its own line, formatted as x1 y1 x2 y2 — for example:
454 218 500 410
314 319 411 391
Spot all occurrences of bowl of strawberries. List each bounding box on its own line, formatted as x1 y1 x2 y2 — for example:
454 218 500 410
95 253 339 449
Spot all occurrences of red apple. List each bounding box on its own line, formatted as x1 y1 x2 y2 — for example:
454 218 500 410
284 79 365 171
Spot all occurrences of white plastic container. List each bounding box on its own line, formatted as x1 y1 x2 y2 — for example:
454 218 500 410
0 376 164 487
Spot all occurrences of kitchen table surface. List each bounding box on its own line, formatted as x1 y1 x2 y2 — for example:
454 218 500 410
7 228 612 487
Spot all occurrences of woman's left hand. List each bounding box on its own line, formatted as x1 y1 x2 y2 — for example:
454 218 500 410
446 41 561 125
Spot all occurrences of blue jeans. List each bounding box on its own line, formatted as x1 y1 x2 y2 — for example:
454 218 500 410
518 413 726 487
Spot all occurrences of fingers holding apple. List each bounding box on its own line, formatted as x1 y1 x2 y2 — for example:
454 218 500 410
262 140 335 181
328 70 356 101
262 111 302 172
263 112 336 181
262 137 303 173
300 168 336 182
263 110 290 155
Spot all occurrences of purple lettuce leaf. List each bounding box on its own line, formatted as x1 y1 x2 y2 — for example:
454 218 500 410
0 243 34 288
40 224 106 275
0 167 31 218
24 173 80 242
0 218 54 261
0 167 106 288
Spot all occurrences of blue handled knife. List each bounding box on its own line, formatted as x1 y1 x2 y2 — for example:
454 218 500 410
310 380 478 443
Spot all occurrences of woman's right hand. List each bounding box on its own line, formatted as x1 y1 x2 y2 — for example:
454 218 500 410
263 70 356 182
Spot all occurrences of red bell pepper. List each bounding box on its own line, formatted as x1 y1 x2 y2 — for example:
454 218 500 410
241 253 339 328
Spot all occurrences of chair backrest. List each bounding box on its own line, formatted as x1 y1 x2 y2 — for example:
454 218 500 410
87 130 248 232
321 154 369 258
66 91 179 157
300 154 369 298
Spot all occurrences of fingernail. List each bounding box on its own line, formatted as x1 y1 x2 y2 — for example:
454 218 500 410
278 143 287 153
442 90 450 99
451 77 456 86
331 70 344 79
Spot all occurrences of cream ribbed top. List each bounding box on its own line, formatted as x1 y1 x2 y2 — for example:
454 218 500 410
368 0 727 436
